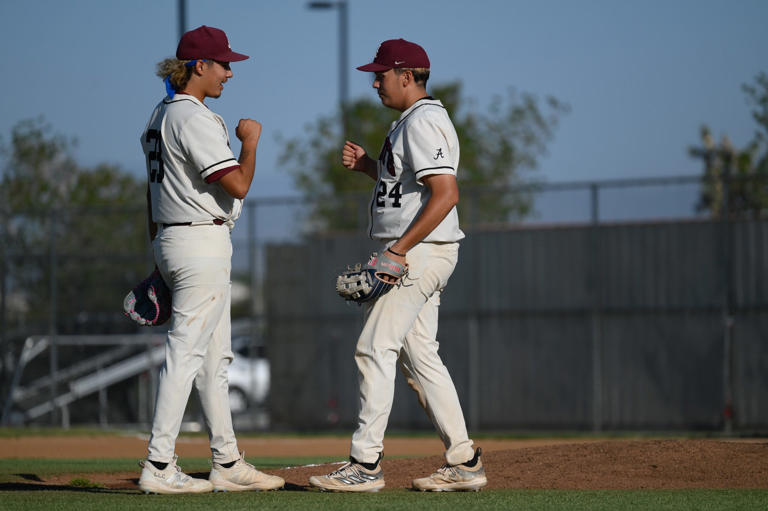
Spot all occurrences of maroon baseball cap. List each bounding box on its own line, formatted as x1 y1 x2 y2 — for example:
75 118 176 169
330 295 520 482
357 38 430 72
176 25 249 62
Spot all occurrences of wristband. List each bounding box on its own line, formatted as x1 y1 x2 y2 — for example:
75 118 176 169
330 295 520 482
386 247 406 257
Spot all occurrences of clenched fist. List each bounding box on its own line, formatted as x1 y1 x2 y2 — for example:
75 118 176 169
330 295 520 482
236 118 262 145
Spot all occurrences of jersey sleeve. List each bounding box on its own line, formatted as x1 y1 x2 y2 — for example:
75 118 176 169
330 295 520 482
178 112 240 183
404 115 456 184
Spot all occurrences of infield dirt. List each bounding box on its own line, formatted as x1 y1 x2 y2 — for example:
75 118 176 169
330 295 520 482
3 436 767 491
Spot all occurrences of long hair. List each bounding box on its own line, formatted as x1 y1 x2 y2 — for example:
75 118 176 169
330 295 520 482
155 58 194 91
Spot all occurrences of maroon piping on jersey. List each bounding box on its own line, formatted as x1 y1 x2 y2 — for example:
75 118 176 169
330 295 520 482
205 164 240 184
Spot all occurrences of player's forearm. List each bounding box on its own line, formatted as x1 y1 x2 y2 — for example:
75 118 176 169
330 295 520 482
146 186 157 241
391 191 458 254
359 155 378 180
218 141 257 199
236 141 257 190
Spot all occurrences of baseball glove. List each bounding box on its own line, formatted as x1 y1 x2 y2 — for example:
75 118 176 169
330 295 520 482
123 268 172 326
336 251 408 303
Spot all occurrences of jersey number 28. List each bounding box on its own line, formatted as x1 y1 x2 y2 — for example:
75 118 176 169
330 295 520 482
145 129 165 183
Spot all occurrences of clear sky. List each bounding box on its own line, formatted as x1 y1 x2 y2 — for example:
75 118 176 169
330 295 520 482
1 0 766 199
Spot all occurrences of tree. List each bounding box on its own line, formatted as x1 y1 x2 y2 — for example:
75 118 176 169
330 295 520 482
278 82 568 232
0 118 148 336
692 72 768 218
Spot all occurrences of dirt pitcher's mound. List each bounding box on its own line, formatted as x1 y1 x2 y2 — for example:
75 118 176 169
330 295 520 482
278 439 768 490
11 439 768 491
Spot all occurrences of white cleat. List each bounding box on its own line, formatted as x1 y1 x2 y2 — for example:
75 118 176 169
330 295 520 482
309 460 385 493
138 454 213 494
209 451 284 492
412 447 488 492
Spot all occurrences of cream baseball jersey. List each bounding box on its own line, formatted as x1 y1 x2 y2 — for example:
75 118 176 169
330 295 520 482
370 98 465 243
141 93 242 226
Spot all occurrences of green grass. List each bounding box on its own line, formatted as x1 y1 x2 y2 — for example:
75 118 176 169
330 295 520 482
68 477 104 489
1 459 766 510
0 489 766 511
2 435 767 510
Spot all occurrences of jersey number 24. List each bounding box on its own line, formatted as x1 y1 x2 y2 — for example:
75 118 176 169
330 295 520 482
376 181 402 208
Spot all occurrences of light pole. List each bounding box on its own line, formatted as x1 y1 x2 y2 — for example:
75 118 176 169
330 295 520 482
178 0 187 41
307 1 349 134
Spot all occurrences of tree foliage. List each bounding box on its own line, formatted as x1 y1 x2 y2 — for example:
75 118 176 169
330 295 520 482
278 82 568 232
1 118 147 335
693 72 768 218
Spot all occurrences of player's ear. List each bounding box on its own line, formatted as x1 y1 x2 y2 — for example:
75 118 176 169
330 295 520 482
400 69 412 87
194 59 208 75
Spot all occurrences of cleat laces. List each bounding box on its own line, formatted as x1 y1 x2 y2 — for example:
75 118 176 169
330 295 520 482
234 458 257 471
164 456 192 486
329 462 378 484
330 463 358 481
436 464 458 481
170 464 191 486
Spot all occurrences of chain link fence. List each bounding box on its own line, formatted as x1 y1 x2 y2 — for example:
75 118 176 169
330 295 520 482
2 174 767 432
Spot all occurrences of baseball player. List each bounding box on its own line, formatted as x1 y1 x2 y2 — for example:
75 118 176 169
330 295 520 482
137 25 283 494
309 39 487 492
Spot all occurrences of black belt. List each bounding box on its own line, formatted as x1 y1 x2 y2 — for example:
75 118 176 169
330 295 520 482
162 219 225 227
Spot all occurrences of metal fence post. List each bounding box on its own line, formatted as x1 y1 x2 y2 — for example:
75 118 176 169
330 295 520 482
720 153 735 434
98 362 108 427
48 210 59 426
138 370 147 426
248 202 258 318
466 213 480 432
590 183 603 432
146 336 157 428
467 313 480 432
247 202 260 426
0 208 7 398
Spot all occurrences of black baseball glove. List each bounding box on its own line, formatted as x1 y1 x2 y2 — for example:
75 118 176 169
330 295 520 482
336 251 408 303
123 268 172 326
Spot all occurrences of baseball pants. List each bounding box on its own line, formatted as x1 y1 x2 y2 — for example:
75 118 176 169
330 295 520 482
147 224 240 464
350 241 475 466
